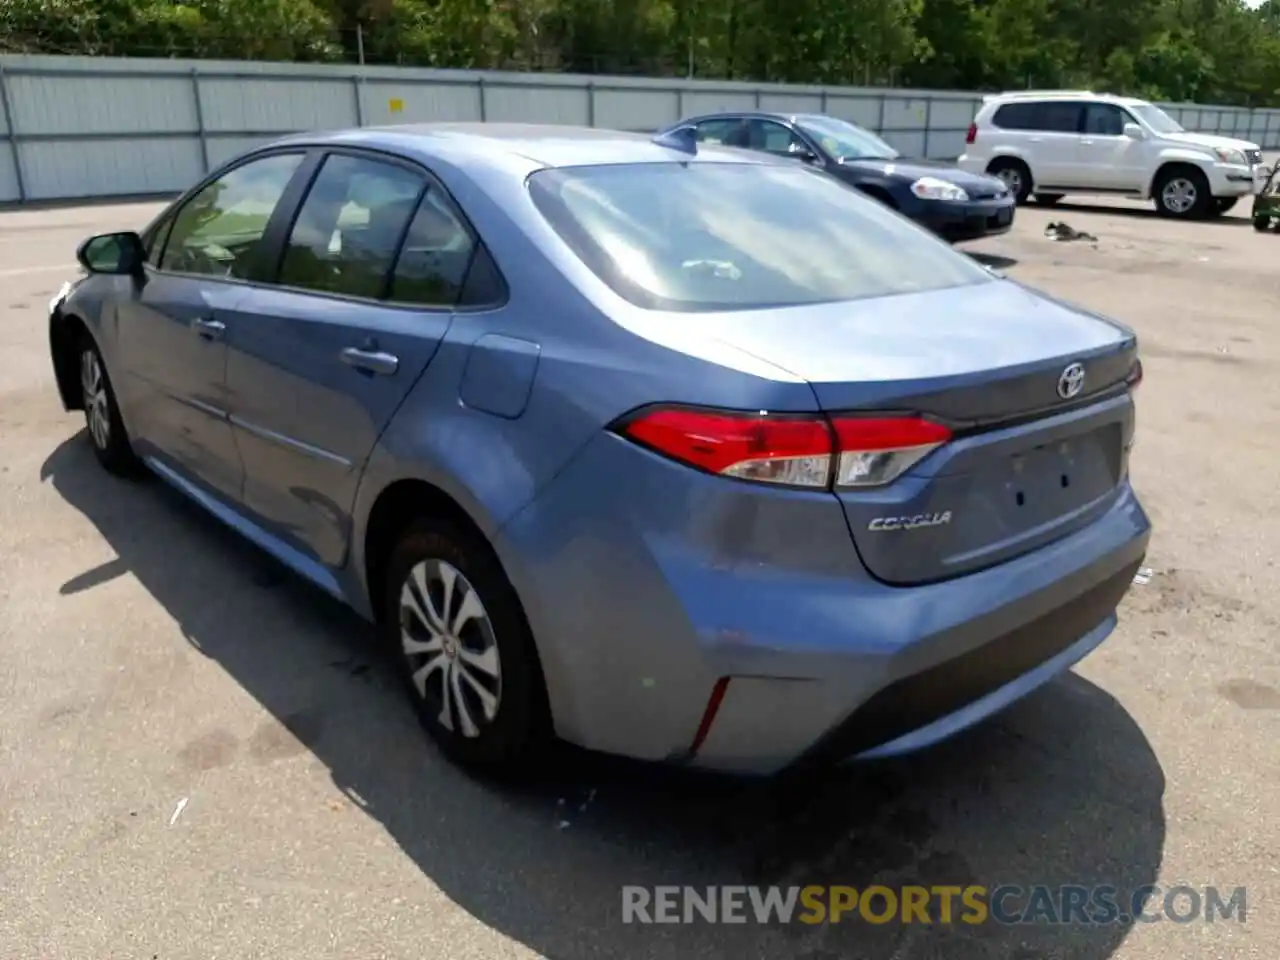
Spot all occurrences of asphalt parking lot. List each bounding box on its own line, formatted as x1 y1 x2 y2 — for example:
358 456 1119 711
1 184 1277 960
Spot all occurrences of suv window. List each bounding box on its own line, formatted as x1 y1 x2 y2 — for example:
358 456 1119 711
528 161 991 312
1083 103 1128 136
388 187 480 307
279 153 425 300
991 101 1083 133
160 152 305 278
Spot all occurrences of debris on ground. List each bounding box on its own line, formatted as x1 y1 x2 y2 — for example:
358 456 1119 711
1044 221 1099 243
169 797 189 826
1133 567 1155 585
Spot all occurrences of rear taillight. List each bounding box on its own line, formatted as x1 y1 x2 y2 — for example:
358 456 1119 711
830 415 953 487
615 406 952 489
1126 358 1143 390
965 123 977 145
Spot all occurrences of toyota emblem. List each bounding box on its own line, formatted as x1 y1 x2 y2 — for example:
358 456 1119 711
1057 362 1086 400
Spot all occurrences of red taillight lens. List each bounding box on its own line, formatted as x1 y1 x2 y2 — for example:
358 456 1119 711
830 416 952 488
616 407 952 489
621 408 834 487
965 123 977 145
1126 357 1143 390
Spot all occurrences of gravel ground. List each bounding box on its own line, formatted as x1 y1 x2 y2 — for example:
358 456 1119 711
1 181 1277 960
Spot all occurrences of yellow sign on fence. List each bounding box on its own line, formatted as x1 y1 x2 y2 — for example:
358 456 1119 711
388 98 404 114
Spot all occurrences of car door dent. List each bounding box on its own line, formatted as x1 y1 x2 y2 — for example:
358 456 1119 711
458 334 542 419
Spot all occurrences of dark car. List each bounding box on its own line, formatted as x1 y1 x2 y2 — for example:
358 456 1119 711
659 112 1016 242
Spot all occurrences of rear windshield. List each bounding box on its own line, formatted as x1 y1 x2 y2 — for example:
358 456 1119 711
527 162 992 312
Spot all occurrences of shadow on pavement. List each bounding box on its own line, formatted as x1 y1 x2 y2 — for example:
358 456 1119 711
1046 199 1254 225
42 432 1167 960
965 251 1019 270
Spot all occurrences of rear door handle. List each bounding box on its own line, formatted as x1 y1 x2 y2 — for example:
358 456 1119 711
191 317 225 341
341 346 399 376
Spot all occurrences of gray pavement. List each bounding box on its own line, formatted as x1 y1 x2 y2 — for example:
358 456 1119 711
1 187 1277 959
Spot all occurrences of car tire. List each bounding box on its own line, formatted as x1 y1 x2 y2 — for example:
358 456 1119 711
987 159 1033 205
1153 166 1212 219
78 335 142 476
382 516 550 776
1033 193 1064 206
1213 198 1238 215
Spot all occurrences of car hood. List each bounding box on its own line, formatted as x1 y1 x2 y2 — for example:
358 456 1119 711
838 157 1008 194
1164 131 1260 154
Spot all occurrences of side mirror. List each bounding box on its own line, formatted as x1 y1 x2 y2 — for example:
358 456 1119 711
76 231 145 275
1123 123 1146 140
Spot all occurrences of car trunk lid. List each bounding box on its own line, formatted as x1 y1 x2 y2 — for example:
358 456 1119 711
696 280 1139 584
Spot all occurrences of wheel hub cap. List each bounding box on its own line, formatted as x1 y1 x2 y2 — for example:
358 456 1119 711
1163 178 1196 213
80 349 110 449
399 558 501 738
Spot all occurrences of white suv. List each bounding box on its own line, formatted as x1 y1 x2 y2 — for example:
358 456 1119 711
957 90 1269 219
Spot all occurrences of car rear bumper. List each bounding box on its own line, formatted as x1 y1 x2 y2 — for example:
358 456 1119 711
496 431 1151 776
915 197 1016 241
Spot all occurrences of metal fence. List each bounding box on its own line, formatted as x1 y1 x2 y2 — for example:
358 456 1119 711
1 53 1278 203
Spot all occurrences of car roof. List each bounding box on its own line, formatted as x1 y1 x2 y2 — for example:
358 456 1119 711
272 122 778 174
676 110 836 125
983 91 1150 108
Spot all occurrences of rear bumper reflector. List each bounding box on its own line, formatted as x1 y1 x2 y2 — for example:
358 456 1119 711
686 677 731 759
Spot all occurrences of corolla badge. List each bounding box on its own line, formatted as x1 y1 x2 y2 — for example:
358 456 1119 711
867 511 952 532
1057 362 1086 400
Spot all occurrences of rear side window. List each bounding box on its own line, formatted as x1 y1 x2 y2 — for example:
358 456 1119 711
388 188 479 307
527 162 992 312
992 101 1083 133
279 153 425 300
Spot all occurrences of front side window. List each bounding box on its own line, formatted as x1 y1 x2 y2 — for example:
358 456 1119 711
748 120 810 156
693 119 750 148
1084 104 1126 136
160 152 304 278
528 162 992 312
278 153 425 300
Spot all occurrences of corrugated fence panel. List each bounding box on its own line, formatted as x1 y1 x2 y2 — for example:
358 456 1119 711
8 72 195 136
360 81 482 125
21 137 202 200
0 148 18 202
484 83 590 124
593 89 678 130
199 77 357 133
0 54 1277 202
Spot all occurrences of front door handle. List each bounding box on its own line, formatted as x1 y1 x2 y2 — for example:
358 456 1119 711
191 317 225 341
341 346 399 376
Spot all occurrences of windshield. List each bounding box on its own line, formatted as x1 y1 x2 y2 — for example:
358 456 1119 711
797 116 899 161
1131 104 1184 135
527 162 991 312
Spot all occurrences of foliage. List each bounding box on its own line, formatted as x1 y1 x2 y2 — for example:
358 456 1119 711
3 0 1280 106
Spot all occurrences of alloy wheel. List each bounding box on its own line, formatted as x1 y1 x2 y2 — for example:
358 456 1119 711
80 348 110 450
399 558 502 738
1161 178 1197 215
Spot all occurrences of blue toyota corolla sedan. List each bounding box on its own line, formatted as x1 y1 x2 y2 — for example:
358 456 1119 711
657 112 1016 242
48 122 1149 777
